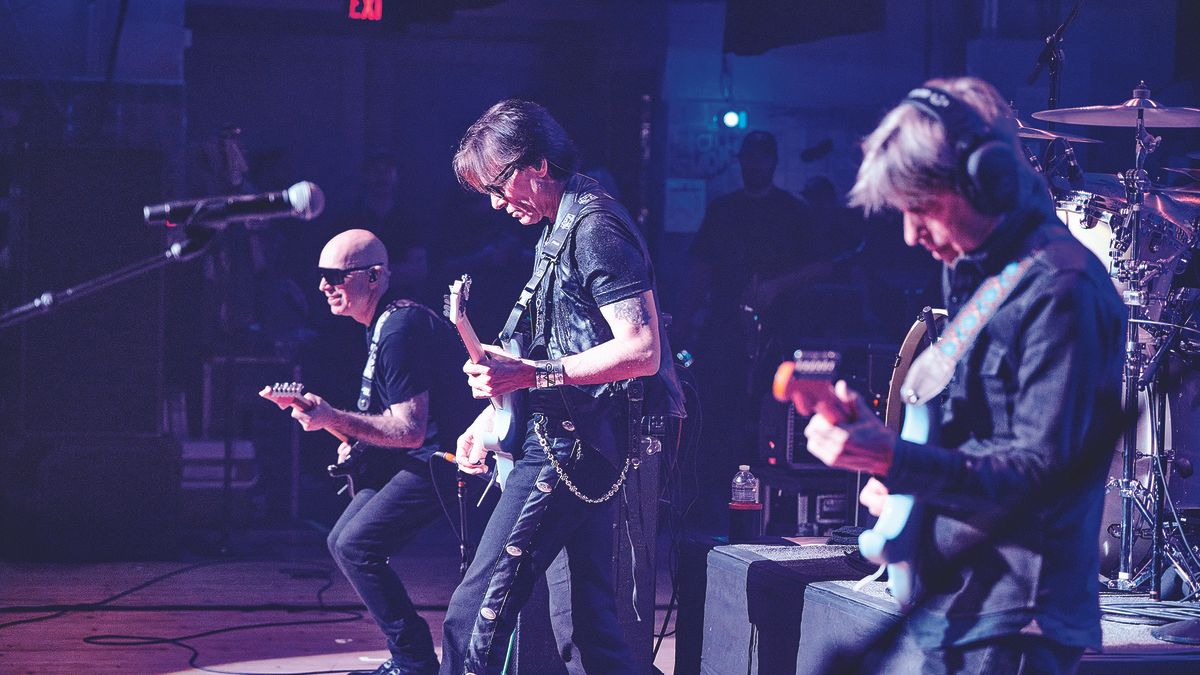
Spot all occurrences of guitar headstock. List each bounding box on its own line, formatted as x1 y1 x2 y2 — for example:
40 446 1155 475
445 274 473 325
260 381 307 411
772 350 851 423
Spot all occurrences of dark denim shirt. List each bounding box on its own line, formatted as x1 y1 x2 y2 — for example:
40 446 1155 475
883 188 1126 649
526 175 686 465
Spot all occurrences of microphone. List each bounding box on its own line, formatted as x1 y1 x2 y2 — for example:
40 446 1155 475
143 181 325 227
1063 145 1085 188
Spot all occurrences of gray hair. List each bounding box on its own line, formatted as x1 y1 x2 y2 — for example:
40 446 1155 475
848 76 1024 214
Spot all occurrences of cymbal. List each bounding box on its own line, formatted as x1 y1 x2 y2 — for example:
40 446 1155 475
1189 151 1200 160
1015 118 1100 143
1078 172 1200 197
1155 186 1200 196
1032 82 1200 128
1164 167 1200 182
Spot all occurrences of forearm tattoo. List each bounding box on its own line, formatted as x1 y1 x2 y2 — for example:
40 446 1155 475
613 296 651 327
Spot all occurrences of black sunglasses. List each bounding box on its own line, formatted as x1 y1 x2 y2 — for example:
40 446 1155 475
483 158 522 198
318 264 379 286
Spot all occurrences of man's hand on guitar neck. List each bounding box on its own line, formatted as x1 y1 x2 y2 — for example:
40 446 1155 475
804 381 897 476
287 391 339 433
463 344 536 399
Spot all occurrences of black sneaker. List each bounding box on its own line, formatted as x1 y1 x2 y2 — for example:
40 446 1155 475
350 659 401 675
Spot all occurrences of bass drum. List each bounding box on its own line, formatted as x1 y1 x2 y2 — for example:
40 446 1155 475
1098 389 1171 577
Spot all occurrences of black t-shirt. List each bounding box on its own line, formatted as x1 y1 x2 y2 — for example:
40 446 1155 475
521 175 686 463
366 295 476 460
529 207 654 356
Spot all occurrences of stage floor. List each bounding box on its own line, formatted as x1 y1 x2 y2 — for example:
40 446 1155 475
0 526 679 674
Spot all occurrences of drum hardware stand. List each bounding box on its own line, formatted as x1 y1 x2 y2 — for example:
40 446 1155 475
1113 308 1200 597
1114 98 1160 590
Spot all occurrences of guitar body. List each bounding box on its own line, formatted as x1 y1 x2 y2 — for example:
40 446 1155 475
446 276 526 490
325 440 370 498
857 310 946 608
477 334 523 489
260 382 363 496
858 401 939 608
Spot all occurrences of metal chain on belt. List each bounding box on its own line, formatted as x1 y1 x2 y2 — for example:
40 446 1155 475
533 416 631 504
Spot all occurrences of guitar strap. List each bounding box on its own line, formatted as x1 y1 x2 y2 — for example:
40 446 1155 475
358 299 439 412
901 252 1038 406
498 174 604 344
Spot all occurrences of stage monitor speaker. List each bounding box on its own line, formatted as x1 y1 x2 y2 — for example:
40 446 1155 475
699 543 861 675
13 147 166 436
0 433 182 561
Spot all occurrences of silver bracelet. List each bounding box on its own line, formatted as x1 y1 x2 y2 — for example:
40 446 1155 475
534 359 565 389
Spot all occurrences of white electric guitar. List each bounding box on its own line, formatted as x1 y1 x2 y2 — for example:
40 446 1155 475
445 275 520 490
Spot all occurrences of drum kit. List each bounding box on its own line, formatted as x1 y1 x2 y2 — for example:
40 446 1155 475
1020 82 1200 598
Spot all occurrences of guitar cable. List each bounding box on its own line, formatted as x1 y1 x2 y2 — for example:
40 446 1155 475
652 373 704 659
426 450 476 575
0 559 368 675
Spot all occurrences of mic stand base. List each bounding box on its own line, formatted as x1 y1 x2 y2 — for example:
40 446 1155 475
1153 618 1200 645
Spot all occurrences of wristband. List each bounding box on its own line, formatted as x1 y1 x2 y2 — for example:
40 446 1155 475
534 359 565 388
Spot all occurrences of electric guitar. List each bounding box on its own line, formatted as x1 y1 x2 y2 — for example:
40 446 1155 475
772 317 945 609
259 382 367 497
852 309 946 607
444 275 520 490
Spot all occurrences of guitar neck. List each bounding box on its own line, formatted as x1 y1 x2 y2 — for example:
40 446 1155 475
455 314 490 365
287 398 351 444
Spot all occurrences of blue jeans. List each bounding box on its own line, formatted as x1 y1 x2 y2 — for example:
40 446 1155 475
921 635 1083 675
440 414 635 674
328 454 445 674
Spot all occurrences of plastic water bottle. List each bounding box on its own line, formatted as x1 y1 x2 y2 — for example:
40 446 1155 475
731 465 759 504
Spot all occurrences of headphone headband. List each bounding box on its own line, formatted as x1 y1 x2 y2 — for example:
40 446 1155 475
903 87 992 153
900 86 1019 215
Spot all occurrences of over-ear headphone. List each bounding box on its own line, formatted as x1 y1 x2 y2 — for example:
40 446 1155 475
903 87 1021 215
367 268 378 283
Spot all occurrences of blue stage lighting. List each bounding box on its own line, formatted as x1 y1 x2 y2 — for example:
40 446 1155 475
721 110 746 129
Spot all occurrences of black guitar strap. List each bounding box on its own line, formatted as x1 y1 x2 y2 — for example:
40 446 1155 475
498 174 604 344
358 299 442 412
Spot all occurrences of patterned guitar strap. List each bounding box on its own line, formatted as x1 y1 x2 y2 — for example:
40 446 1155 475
901 252 1038 406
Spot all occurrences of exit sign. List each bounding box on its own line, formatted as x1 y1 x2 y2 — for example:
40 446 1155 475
349 0 382 21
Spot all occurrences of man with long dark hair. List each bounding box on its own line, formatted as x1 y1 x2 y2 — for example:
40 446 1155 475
439 99 685 674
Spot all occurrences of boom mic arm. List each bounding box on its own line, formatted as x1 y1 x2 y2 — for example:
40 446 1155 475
143 181 325 227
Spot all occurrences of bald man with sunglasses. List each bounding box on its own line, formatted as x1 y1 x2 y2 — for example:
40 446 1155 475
274 229 473 675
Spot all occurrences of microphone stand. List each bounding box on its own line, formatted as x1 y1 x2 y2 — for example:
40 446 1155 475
457 467 474 578
0 227 218 330
1027 0 1085 117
